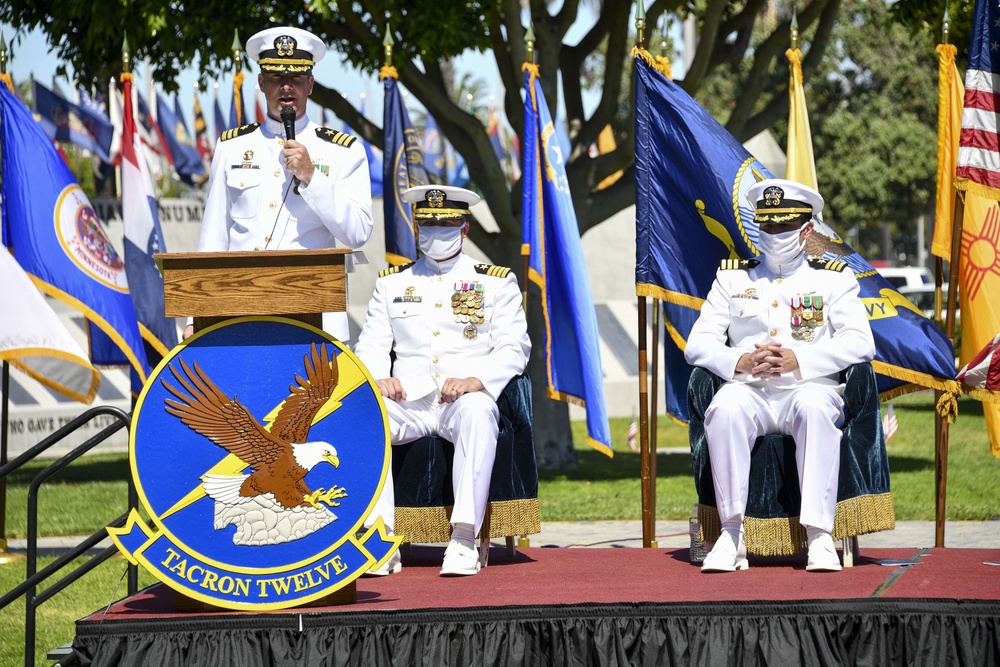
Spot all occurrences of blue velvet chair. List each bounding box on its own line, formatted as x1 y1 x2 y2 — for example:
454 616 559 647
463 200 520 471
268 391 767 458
688 362 895 564
391 374 539 554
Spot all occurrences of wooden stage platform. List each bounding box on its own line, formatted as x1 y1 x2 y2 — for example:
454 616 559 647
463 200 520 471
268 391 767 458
72 545 1000 666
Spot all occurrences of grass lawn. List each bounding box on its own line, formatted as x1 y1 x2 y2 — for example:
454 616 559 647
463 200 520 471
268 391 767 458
0 390 997 664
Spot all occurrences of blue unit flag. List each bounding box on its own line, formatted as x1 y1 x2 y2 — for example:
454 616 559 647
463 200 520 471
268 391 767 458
32 79 113 163
1 82 149 382
381 72 427 265
633 51 956 422
522 64 612 456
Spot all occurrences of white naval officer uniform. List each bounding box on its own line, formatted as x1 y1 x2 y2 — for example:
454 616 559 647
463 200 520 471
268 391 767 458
197 114 373 340
354 252 531 536
684 254 875 533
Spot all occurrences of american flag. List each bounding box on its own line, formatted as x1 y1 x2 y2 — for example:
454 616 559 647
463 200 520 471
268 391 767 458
957 333 1000 394
957 0 1000 191
626 418 639 452
882 403 899 442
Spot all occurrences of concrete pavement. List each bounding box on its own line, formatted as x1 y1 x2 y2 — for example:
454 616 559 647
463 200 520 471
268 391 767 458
524 519 1000 550
6 519 999 558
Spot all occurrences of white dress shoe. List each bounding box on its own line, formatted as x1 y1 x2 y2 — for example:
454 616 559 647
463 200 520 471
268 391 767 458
364 549 402 577
701 530 749 572
440 539 483 576
806 531 842 572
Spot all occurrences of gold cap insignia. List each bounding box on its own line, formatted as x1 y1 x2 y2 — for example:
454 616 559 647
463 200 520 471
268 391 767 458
275 35 296 56
427 189 446 208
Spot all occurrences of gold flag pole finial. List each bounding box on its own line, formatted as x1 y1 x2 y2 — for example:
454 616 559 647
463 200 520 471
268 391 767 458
525 21 535 64
232 29 242 73
636 2 647 50
383 23 394 67
790 6 800 51
122 35 131 74
943 4 951 45
0 32 8 75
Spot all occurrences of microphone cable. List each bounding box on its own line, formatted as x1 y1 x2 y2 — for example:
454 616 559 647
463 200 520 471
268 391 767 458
262 173 296 250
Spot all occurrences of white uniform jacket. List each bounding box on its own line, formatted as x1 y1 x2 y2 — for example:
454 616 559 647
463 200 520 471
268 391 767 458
354 254 531 401
198 115 372 253
684 257 875 391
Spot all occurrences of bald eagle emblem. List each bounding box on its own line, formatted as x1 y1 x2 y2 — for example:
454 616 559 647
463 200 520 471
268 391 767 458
161 342 347 546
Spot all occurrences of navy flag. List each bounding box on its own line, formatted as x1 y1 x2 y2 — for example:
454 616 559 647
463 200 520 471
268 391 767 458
522 63 612 457
1 81 150 383
32 78 113 163
381 68 427 265
633 50 956 422
213 90 226 138
156 92 207 184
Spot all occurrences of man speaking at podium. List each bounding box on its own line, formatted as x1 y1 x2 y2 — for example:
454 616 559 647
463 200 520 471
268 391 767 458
185 26 373 341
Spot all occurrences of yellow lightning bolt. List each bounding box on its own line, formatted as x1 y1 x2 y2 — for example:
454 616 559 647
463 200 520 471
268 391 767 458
158 355 369 520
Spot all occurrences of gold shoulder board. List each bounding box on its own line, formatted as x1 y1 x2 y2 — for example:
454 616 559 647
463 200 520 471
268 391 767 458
379 262 414 278
316 128 357 148
809 258 847 272
220 123 261 141
719 259 756 271
475 264 512 278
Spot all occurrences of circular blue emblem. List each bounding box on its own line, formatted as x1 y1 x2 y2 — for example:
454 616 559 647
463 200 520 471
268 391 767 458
110 317 399 610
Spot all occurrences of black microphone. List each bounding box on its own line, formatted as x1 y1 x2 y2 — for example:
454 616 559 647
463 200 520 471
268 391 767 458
280 106 296 141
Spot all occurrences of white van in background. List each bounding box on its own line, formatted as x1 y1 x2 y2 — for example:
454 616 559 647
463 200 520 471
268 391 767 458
877 266 932 290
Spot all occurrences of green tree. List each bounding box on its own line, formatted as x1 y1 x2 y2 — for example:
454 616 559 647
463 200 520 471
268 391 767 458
808 0 940 264
0 1 843 468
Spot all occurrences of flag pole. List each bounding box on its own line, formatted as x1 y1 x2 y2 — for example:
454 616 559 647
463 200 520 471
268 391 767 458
634 1 656 549
935 5 961 550
521 24 535 311
0 31 20 565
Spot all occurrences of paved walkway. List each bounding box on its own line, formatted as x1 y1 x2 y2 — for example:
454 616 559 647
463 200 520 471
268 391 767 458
6 520 1000 557
525 519 1000 550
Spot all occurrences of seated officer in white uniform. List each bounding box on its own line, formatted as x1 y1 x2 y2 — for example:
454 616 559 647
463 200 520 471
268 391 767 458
355 185 531 576
685 179 875 573
184 26 372 341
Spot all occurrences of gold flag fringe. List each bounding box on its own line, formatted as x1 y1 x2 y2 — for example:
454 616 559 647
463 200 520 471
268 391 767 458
955 177 1000 202
964 386 1000 405
395 499 540 544
0 72 13 93
632 47 671 77
697 493 895 556
379 64 399 81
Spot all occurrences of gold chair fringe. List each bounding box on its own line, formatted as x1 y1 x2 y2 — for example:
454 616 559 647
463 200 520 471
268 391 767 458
697 493 895 556
395 499 540 544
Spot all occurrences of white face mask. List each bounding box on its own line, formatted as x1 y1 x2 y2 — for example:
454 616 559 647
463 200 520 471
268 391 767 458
418 226 464 260
757 228 805 273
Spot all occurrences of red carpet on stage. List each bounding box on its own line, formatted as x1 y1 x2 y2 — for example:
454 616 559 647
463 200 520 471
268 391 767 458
73 547 1000 666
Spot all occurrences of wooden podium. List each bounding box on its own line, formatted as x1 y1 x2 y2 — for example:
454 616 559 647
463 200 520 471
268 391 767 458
156 248 351 332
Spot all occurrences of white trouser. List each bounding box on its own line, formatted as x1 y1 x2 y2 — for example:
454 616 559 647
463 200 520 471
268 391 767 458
704 382 845 533
368 390 500 536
